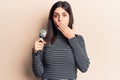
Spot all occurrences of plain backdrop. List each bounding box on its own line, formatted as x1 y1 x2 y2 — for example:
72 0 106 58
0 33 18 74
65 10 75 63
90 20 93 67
0 0 120 80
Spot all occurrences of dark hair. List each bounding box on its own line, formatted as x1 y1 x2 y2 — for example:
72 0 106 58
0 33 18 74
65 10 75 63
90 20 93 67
45 1 74 44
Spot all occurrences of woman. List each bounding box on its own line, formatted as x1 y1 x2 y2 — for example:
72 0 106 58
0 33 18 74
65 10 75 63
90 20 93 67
32 1 90 80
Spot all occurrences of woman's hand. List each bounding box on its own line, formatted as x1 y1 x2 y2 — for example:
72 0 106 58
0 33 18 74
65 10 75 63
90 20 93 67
34 38 46 53
57 22 75 39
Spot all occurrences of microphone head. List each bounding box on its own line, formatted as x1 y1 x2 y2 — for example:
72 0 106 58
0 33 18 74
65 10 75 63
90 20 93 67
39 29 47 39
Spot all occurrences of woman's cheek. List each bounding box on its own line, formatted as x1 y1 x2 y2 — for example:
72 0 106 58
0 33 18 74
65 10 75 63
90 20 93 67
54 21 59 28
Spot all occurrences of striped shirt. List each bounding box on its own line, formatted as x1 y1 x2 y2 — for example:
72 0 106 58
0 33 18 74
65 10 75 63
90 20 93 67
32 32 90 79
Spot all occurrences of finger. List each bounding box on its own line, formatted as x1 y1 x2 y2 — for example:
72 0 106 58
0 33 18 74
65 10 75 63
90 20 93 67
36 45 44 50
36 38 44 43
36 46 43 49
36 47 43 51
57 24 65 33
58 23 66 32
71 24 73 30
72 24 75 29
60 22 72 31
37 42 44 46
59 22 67 28
43 42 46 44
57 23 63 31
57 26 62 32
72 24 75 33
60 22 65 27
35 43 43 49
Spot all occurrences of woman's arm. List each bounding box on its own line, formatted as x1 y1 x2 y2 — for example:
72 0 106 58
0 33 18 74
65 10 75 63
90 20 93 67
68 35 90 72
32 49 44 78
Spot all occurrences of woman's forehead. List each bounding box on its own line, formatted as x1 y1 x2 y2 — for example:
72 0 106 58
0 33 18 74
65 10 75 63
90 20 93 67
54 7 68 14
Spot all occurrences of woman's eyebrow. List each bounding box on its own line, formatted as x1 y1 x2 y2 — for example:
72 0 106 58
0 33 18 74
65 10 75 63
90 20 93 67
54 11 67 14
53 12 59 14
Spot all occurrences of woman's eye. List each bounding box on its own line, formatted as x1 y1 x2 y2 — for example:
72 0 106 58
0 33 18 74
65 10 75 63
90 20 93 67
53 14 57 18
63 14 67 17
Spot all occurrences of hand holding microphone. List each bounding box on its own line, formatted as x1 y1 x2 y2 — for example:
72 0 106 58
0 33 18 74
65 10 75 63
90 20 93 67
34 29 47 53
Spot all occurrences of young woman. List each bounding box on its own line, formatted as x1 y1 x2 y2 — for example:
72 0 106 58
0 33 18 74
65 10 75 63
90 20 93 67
32 1 90 80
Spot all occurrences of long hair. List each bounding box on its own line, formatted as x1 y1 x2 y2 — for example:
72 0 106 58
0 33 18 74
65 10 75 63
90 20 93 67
45 1 74 44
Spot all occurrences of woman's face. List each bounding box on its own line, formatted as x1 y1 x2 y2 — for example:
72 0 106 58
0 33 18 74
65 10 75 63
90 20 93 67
53 7 70 27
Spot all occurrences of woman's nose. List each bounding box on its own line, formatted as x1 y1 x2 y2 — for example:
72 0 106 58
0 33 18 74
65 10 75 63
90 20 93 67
58 16 63 22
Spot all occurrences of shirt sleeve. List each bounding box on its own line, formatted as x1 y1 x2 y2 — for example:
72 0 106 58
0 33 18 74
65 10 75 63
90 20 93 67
68 35 90 73
32 48 44 78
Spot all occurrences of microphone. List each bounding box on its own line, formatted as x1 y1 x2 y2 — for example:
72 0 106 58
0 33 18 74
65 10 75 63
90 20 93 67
39 29 47 39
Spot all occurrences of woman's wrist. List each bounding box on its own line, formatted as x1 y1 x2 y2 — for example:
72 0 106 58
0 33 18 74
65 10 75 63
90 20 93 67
67 34 75 39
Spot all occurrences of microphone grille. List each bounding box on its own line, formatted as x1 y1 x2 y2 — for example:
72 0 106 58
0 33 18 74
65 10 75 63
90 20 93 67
39 29 47 39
